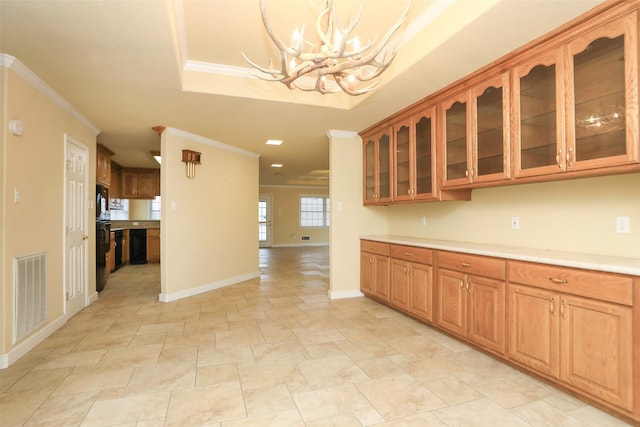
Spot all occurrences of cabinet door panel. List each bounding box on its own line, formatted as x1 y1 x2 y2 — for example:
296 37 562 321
390 260 409 310
508 284 559 378
409 263 433 323
378 133 392 201
467 275 505 355
414 108 437 199
374 255 390 302
442 93 471 186
364 138 376 202
360 252 375 295
566 14 639 169
560 295 633 410
394 121 411 200
436 269 466 336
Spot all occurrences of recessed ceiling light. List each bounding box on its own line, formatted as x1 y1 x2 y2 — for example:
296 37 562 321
266 139 283 146
271 163 283 168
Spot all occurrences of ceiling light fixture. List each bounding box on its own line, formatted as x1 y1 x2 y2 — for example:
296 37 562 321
266 139 283 145
243 0 413 96
271 163 284 168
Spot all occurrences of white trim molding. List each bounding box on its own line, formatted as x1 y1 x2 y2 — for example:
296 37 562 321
166 127 260 158
1 53 100 136
0 314 66 369
327 130 359 139
159 271 261 303
328 289 364 300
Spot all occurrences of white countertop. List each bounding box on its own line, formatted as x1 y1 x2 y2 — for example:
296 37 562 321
361 235 640 276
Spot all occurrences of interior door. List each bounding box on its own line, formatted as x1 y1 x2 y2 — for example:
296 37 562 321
65 135 89 318
258 194 273 247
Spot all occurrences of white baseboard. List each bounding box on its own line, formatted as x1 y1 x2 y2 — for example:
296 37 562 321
0 315 66 369
88 291 99 305
159 271 261 303
328 289 364 300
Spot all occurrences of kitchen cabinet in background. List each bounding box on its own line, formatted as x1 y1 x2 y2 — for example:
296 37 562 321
390 245 433 323
122 168 160 199
146 229 160 263
360 240 390 302
97 144 113 186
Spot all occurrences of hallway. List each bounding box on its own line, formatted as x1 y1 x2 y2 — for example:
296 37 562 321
0 247 632 426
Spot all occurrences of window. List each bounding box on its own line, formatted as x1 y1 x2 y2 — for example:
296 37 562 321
150 196 161 220
258 200 267 242
300 196 330 227
109 199 129 220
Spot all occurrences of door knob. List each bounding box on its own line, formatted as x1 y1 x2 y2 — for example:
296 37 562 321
82 235 89 240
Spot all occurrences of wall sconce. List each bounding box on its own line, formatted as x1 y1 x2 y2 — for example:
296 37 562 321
182 149 201 179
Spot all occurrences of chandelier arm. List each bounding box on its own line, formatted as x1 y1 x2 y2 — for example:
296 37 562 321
334 74 379 96
259 0 303 57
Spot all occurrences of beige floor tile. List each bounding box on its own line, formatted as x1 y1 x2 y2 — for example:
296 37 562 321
242 383 296 416
512 399 589 426
292 383 374 422
5 367 71 393
124 362 195 396
165 382 245 425
81 391 170 426
304 412 367 427
472 372 554 409
298 355 369 390
196 363 239 386
357 376 447 420
424 375 484 405
252 341 310 366
568 405 634 427
52 366 134 396
25 390 97 425
0 389 52 426
433 397 532 426
355 357 406 379
238 363 307 391
215 328 265 350
221 409 304 427
96 344 162 368
33 350 106 370
374 411 448 426
197 345 256 368
303 342 347 360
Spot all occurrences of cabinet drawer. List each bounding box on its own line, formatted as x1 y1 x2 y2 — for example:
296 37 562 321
361 240 390 256
437 251 505 280
508 261 633 306
391 245 433 264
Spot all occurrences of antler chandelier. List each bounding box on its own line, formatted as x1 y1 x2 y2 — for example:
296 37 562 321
243 0 413 96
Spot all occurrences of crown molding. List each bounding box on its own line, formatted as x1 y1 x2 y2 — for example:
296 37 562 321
327 130 359 139
166 127 260 158
1 53 100 136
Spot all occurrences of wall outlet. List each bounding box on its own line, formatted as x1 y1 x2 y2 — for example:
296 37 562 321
616 216 630 234
511 216 520 230
420 216 427 226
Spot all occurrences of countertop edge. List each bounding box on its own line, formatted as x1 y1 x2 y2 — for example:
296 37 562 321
360 235 640 276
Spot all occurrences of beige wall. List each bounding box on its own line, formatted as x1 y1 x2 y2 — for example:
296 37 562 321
159 128 260 301
329 132 640 297
260 186 329 246
1 58 98 359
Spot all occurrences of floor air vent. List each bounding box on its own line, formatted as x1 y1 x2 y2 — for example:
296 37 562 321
14 253 47 343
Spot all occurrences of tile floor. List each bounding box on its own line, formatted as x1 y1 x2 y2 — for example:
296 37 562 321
0 247 634 426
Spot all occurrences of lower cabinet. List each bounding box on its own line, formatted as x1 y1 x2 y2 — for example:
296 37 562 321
360 239 639 423
508 261 634 412
146 229 161 263
390 245 433 323
360 240 390 302
436 251 506 355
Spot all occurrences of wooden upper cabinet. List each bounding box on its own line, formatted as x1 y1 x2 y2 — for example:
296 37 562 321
441 72 510 188
122 169 159 199
393 107 438 202
441 90 471 187
362 127 393 205
512 47 566 177
96 144 113 186
565 13 639 171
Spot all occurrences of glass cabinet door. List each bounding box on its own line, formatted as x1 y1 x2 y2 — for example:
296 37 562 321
364 137 376 202
472 73 510 183
442 92 470 186
566 15 638 169
414 107 436 198
394 120 411 200
513 49 564 177
378 132 392 202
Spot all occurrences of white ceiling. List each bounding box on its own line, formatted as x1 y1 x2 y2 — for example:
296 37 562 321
0 0 604 186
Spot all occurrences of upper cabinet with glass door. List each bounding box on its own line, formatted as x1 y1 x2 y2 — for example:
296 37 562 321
512 47 565 178
362 126 393 205
565 14 638 171
441 73 510 188
393 106 439 202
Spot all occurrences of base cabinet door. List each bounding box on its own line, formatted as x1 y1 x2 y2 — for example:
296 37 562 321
361 252 390 302
560 295 633 411
436 269 467 336
508 284 560 378
409 263 433 323
467 275 505 354
390 259 410 310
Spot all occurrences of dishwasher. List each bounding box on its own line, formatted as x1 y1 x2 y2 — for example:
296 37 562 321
129 229 147 264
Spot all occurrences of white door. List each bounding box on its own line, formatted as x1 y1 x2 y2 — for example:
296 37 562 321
258 194 273 247
64 135 89 318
